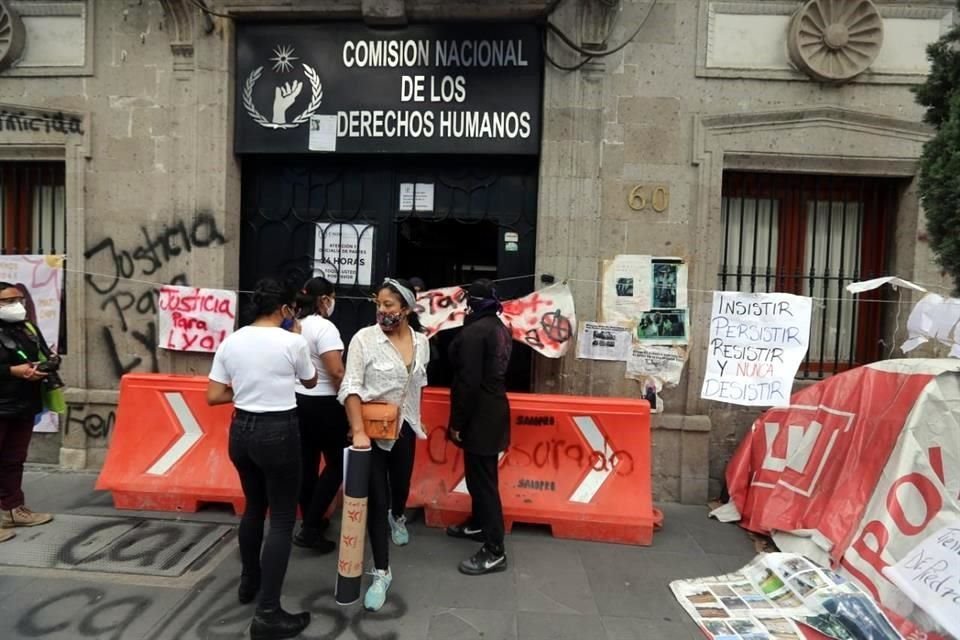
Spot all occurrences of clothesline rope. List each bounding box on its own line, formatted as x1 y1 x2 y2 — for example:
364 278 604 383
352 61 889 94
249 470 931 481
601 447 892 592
44 264 951 306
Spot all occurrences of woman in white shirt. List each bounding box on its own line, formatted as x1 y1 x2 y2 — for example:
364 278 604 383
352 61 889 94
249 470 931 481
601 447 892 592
292 276 346 553
339 278 430 612
207 279 317 640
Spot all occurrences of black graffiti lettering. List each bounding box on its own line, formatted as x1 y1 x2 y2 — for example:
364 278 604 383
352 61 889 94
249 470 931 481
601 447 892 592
16 588 102 637
84 238 135 296
100 291 136 332
103 326 142 376
77 597 151 640
524 328 545 349
136 288 157 316
0 110 84 135
131 321 159 374
86 214 226 380
65 403 116 439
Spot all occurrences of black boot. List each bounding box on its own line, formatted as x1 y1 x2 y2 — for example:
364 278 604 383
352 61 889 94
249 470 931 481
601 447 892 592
238 574 260 604
458 544 508 576
250 607 311 640
292 526 336 553
446 519 484 542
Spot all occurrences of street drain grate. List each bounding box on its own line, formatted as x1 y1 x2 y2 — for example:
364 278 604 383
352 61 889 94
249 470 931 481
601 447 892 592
0 514 233 577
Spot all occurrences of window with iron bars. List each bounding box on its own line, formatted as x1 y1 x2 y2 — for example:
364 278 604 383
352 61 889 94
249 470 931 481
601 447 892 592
0 162 67 350
719 172 899 379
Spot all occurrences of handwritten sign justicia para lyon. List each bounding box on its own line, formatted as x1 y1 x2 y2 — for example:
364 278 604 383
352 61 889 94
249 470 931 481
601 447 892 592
157 285 238 353
700 292 812 407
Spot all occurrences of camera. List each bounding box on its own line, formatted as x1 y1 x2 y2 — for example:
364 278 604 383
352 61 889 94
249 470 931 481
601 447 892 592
36 357 65 390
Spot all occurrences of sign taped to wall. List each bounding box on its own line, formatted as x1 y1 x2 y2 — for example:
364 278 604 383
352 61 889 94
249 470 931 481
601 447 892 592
157 285 238 353
577 322 631 361
701 292 811 407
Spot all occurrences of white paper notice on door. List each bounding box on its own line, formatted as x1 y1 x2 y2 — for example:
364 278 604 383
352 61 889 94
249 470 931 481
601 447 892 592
314 223 374 286
399 183 415 211
308 115 337 152
415 183 435 212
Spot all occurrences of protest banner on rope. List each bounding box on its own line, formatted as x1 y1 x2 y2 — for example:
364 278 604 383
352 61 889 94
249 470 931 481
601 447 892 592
415 283 577 358
701 292 812 407
157 285 238 353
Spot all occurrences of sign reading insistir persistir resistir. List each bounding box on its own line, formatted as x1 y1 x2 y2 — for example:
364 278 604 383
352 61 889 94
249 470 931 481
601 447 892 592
701 292 812 407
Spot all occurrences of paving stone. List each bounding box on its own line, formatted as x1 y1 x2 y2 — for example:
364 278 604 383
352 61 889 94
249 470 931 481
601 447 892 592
428 608 518 640
602 615 704 640
517 611 607 640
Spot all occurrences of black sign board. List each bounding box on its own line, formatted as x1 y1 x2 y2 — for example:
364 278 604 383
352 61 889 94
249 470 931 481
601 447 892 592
235 23 543 155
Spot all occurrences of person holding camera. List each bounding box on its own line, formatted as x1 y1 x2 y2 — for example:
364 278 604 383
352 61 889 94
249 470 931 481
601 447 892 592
0 282 56 542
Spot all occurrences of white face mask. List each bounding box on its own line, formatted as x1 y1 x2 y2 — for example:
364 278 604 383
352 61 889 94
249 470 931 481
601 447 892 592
322 298 335 318
0 302 26 323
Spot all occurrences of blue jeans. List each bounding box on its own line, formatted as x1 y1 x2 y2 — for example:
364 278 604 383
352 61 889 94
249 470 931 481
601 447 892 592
228 409 301 611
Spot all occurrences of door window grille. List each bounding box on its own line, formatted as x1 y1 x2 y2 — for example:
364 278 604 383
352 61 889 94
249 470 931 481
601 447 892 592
719 172 898 378
0 162 67 351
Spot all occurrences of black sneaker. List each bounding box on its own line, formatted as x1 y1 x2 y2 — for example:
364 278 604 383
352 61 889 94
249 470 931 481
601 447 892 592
446 520 484 542
250 607 310 640
458 544 508 576
238 574 260 604
293 527 336 554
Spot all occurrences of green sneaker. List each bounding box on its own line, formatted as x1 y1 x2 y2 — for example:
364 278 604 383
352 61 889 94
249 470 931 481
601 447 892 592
388 511 409 546
364 568 392 611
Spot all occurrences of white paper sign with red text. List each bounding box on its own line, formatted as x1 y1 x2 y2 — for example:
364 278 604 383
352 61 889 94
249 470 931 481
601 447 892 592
157 285 237 353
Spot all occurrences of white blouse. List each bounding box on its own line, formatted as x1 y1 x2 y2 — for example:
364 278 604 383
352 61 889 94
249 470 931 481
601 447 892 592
338 325 431 450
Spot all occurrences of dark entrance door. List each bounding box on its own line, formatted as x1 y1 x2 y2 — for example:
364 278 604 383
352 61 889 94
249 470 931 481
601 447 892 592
240 155 538 389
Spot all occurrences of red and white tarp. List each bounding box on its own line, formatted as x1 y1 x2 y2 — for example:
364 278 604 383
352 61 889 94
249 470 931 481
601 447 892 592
723 359 960 639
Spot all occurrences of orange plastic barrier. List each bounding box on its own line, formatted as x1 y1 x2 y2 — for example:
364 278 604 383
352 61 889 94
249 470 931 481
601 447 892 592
95 374 244 514
409 388 658 546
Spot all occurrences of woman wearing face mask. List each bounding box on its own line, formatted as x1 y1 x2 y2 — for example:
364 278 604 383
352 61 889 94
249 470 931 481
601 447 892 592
207 279 317 640
0 283 55 543
338 278 430 611
292 276 346 553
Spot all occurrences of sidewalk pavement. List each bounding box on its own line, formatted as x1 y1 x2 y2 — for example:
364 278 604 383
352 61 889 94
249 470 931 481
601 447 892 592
0 469 756 640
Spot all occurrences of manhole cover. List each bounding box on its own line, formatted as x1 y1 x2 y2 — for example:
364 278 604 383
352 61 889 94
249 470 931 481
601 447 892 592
0 514 232 577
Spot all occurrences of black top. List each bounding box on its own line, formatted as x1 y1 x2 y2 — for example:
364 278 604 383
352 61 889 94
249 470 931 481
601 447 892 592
448 310 512 455
0 322 46 418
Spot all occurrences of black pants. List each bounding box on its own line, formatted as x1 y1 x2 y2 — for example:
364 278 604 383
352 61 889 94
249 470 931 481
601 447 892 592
368 423 416 571
464 451 505 550
296 394 349 529
228 409 301 611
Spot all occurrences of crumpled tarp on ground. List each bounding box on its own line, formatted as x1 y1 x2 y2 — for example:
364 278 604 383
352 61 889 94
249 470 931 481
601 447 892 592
718 359 960 640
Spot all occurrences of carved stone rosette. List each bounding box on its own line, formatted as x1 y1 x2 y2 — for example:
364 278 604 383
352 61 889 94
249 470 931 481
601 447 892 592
788 0 884 83
0 0 25 72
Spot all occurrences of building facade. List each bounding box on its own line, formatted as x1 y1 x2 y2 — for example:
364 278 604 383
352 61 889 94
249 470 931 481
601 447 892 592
0 0 950 502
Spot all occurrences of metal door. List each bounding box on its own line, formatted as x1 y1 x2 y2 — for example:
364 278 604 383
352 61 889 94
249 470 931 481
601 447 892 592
240 155 538 353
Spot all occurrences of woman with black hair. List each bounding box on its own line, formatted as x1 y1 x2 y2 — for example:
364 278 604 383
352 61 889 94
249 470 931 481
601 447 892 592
292 276 346 553
207 279 317 640
0 281 56 541
338 278 430 611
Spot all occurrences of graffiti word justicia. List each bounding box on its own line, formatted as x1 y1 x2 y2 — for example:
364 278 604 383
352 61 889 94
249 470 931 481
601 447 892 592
83 214 227 379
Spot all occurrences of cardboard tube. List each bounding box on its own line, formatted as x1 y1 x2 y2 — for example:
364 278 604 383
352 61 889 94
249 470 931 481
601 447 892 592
335 446 372 606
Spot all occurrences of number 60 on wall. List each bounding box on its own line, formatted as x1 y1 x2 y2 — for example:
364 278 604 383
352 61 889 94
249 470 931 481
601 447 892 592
627 184 670 213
